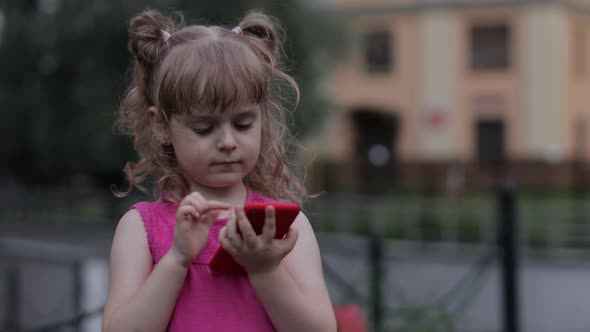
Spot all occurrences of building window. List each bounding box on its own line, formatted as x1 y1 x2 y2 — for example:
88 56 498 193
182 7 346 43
470 24 511 70
477 120 505 164
364 29 393 73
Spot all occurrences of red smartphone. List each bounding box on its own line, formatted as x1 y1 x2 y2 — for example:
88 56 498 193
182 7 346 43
209 202 300 273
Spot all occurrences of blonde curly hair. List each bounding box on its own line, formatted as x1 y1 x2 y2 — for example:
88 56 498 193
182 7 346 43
114 9 306 204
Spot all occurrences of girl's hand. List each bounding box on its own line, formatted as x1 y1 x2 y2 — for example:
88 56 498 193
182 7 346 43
218 206 299 275
170 192 230 267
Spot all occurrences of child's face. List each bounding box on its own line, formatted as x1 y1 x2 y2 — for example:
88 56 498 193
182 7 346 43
167 105 262 191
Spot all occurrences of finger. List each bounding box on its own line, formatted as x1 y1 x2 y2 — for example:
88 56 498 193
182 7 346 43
202 209 217 227
204 205 230 221
206 200 231 211
177 205 200 222
187 191 206 202
184 195 207 214
277 227 299 254
205 209 222 221
226 209 242 248
236 207 258 249
261 206 276 244
219 227 238 255
181 191 204 207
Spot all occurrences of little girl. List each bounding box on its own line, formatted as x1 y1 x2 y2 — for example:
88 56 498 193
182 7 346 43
102 8 336 332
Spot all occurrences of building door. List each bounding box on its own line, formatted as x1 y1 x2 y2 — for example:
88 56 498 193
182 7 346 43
352 110 399 193
476 120 505 165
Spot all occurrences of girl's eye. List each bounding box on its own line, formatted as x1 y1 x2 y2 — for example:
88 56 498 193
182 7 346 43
234 122 253 131
192 127 213 135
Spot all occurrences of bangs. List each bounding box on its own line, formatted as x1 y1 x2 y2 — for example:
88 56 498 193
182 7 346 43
156 39 268 114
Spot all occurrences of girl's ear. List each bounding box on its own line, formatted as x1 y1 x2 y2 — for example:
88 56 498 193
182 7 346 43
148 106 170 145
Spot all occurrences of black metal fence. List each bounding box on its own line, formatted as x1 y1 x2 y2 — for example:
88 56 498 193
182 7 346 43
0 183 585 332
0 237 106 332
320 184 519 332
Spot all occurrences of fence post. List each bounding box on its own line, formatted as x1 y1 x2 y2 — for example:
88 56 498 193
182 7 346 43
5 262 20 331
369 229 383 332
498 184 519 332
73 261 83 332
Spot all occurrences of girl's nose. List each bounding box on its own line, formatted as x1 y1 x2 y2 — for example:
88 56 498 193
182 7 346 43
217 126 237 151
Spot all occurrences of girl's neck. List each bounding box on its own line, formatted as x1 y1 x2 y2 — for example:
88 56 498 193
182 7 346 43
189 181 248 207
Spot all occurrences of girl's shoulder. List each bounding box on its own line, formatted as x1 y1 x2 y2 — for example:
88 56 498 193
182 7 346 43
128 199 178 262
130 198 178 237
131 198 178 219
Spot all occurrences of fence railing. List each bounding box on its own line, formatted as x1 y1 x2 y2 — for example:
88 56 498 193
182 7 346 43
2 183 590 251
0 237 107 332
2 184 590 331
305 191 590 254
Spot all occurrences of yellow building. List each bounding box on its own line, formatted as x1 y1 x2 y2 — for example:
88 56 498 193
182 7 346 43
309 0 590 190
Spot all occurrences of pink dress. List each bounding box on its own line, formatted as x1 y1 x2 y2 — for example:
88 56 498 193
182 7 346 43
132 189 277 331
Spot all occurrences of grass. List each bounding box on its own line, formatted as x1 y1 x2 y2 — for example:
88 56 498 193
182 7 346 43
311 190 590 249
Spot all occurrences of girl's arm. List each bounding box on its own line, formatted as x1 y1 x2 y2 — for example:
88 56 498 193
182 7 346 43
102 210 189 332
102 194 228 332
248 213 337 332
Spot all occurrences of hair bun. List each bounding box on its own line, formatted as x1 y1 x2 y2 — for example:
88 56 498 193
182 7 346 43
239 11 280 59
128 9 173 68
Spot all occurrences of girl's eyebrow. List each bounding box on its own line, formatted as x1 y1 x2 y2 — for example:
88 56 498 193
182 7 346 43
185 106 259 122
239 105 259 112
186 113 218 122
233 105 261 117
234 109 258 117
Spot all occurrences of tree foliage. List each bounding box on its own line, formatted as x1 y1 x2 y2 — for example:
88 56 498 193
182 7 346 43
0 0 346 186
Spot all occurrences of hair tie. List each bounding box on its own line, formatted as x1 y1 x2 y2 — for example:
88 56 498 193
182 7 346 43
232 26 242 35
161 30 171 42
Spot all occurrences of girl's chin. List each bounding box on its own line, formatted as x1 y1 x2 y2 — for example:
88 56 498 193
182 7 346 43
190 177 245 190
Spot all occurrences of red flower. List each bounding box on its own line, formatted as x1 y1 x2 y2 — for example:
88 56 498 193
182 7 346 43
333 304 368 332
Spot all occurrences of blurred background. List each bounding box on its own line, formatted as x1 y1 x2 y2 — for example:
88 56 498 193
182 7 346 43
2 0 590 331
